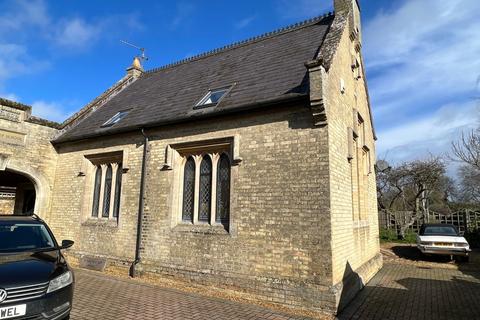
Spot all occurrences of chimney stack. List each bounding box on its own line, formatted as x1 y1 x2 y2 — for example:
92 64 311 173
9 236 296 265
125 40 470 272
126 57 144 78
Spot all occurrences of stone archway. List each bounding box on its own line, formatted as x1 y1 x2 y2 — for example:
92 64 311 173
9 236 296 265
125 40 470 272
1 157 51 218
0 171 35 214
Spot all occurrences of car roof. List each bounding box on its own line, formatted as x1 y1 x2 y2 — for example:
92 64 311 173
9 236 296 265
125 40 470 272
421 223 456 227
0 215 43 224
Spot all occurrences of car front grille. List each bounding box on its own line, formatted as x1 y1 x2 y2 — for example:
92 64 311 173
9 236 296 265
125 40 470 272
432 242 454 247
13 315 44 320
2 281 49 304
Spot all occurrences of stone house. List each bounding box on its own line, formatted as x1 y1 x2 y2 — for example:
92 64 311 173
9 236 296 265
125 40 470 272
0 0 381 314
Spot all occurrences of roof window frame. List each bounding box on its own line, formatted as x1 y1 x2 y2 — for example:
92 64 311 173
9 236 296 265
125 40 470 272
194 85 233 109
101 110 130 128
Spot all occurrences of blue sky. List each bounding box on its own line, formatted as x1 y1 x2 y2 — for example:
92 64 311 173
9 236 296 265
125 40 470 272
1 0 479 169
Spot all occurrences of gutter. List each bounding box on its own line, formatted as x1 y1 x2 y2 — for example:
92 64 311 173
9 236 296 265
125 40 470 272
129 128 149 277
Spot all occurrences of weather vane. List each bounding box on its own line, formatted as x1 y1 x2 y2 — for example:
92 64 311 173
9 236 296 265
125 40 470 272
120 40 149 63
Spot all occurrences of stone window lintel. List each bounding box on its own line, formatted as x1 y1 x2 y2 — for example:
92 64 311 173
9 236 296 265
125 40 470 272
163 136 241 170
81 150 125 223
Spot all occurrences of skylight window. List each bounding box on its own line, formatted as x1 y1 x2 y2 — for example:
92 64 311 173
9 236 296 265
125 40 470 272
102 110 129 127
195 87 230 108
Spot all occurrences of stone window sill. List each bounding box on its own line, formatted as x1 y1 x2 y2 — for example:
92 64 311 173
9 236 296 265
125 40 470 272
173 223 229 235
82 218 119 228
353 220 370 229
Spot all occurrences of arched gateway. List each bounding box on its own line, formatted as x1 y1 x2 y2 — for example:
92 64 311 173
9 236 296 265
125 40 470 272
0 99 59 219
0 160 51 216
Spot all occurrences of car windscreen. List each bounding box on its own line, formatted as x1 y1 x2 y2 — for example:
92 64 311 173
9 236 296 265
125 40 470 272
0 222 55 253
422 225 458 236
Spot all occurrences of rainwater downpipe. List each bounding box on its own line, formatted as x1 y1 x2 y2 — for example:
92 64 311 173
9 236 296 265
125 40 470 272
130 128 149 277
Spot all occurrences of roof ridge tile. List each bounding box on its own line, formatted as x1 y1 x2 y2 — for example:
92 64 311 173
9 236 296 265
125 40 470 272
146 12 334 74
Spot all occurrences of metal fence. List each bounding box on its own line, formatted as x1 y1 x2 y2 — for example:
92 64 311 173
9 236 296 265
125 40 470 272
379 210 480 234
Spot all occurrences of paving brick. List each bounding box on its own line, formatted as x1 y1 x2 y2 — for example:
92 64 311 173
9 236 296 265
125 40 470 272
338 263 480 320
70 269 315 320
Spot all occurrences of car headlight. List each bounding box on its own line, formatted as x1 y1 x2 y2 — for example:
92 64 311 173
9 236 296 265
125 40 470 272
47 271 73 293
454 243 469 247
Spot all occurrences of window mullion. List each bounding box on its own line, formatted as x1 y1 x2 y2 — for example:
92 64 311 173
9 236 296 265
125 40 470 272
193 155 201 224
210 153 219 225
98 164 107 218
109 163 119 219
91 165 102 217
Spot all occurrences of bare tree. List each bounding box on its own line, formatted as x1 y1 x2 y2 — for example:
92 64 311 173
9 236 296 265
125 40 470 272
450 127 480 205
376 157 449 238
451 129 480 170
456 165 480 204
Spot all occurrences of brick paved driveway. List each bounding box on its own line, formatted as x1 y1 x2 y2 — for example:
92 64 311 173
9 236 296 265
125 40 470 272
338 262 480 320
70 269 312 320
70 258 480 320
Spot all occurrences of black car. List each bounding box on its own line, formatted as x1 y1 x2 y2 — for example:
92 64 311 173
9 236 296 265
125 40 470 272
0 215 74 320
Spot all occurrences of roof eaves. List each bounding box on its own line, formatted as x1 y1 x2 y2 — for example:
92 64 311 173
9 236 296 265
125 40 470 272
52 93 309 145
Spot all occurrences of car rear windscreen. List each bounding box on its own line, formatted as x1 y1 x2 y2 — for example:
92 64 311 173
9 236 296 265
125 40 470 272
422 225 458 236
0 223 55 253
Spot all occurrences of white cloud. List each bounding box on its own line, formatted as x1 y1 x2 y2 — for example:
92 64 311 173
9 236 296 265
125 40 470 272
377 101 479 166
0 1 51 85
276 0 332 20
171 2 195 29
31 101 72 122
54 18 100 49
0 92 19 101
364 0 480 172
0 0 143 104
51 14 143 50
0 43 49 83
235 15 256 29
0 0 49 33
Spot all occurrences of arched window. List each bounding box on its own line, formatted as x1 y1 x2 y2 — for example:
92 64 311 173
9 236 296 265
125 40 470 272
182 157 195 222
216 154 230 225
102 164 113 217
198 156 212 222
91 165 102 217
113 163 123 218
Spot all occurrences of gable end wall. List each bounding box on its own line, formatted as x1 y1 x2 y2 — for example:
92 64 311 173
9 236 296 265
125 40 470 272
322 12 381 311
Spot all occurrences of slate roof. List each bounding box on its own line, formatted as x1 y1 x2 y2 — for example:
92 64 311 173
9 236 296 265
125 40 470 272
55 13 335 143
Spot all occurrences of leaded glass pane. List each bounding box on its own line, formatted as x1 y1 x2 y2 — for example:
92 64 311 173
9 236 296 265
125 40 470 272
182 157 195 222
91 166 102 217
216 154 230 224
198 156 212 222
102 164 112 217
113 163 122 218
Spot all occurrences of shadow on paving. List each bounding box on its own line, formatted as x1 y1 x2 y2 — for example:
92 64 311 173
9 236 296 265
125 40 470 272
338 248 480 320
389 244 480 281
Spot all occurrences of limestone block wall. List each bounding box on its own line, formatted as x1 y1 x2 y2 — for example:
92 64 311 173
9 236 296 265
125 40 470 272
0 198 14 214
322 12 381 305
142 105 333 310
0 104 59 217
50 105 337 311
49 133 144 263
